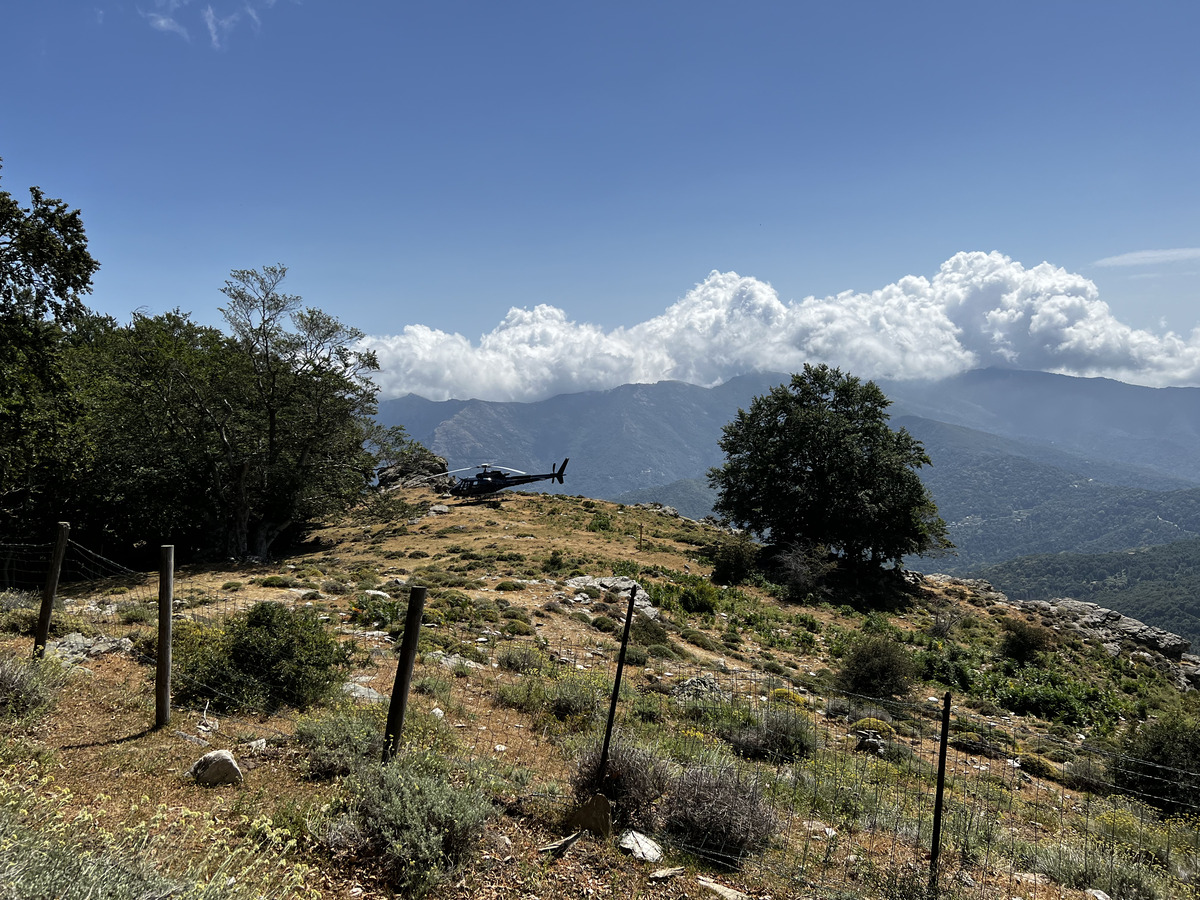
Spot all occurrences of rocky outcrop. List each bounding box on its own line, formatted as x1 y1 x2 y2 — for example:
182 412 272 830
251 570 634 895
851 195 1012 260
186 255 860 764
931 575 1199 691
376 449 449 491
1002 596 1192 660
564 576 658 619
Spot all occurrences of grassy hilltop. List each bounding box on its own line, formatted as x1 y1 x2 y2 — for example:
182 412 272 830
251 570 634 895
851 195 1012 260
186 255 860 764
2 488 1200 900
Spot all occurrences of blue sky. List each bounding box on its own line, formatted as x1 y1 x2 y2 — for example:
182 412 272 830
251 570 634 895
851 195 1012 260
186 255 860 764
3 2 1199 399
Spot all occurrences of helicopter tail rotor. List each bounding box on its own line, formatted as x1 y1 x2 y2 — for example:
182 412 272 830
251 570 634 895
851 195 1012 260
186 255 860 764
553 458 569 483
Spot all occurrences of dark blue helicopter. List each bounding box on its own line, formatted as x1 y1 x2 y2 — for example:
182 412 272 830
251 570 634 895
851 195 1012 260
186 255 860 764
440 458 569 498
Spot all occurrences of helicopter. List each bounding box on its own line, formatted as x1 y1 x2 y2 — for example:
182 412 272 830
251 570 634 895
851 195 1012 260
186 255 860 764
434 458 569 499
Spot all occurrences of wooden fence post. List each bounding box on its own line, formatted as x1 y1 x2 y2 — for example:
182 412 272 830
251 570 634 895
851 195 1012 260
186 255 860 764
155 545 174 729
600 583 640 777
33 522 70 659
383 586 427 763
929 690 952 893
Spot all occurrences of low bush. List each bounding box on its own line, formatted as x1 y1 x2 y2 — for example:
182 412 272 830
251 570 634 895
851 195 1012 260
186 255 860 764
709 534 759 586
622 645 648 666
296 704 386 780
661 766 778 868
0 654 66 722
681 628 721 652
591 615 618 633
1000 618 1057 665
174 601 349 713
572 739 672 830
496 643 548 674
1114 717 1200 813
680 580 719 615
116 602 155 625
629 614 670 647
258 575 297 588
323 751 493 898
849 717 896 738
835 636 916 699
726 708 819 762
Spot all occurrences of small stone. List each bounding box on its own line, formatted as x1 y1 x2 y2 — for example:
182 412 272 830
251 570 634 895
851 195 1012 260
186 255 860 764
649 867 685 881
618 830 663 862
186 749 243 786
696 876 750 900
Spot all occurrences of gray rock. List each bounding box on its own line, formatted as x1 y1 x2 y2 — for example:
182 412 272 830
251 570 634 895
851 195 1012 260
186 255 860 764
342 682 388 703
564 575 659 619
671 673 728 703
619 830 663 862
186 749 243 786
48 632 134 664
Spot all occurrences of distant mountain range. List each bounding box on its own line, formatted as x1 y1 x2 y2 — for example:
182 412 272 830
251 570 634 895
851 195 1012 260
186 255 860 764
377 368 1200 578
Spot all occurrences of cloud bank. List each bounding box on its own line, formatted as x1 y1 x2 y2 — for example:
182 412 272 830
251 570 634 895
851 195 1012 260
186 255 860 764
364 251 1200 402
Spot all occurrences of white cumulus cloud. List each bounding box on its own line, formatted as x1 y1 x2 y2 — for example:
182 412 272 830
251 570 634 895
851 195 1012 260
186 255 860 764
364 251 1200 402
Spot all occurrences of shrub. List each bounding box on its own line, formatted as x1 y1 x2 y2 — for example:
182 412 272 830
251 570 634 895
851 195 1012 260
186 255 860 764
680 580 719 615
661 766 778 868
496 643 548 674
622 645 648 666
495 580 522 592
1114 717 1200 813
645 643 678 659
296 704 386 780
591 615 618 633
709 534 759 586
323 751 492 897
1000 619 1056 665
587 511 613 532
835 636 916 699
726 708 819 762
1017 752 1059 780
770 687 807 707
503 620 535 636
629 614 670 647
174 601 349 713
849 717 896 738
681 628 721 652
572 739 672 830
0 654 66 722
117 602 155 626
494 673 600 728
258 575 297 588
220 580 243 591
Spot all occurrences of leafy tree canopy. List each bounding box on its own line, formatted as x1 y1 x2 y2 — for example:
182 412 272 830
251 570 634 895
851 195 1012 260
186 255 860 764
0 159 99 324
0 161 100 535
72 266 412 558
707 364 951 571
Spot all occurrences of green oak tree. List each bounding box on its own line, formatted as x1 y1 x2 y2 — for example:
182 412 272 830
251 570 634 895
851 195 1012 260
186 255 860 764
0 160 100 536
707 364 951 572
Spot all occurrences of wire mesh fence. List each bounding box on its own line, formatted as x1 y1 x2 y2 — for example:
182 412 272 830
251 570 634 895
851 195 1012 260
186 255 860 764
6 535 1200 899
